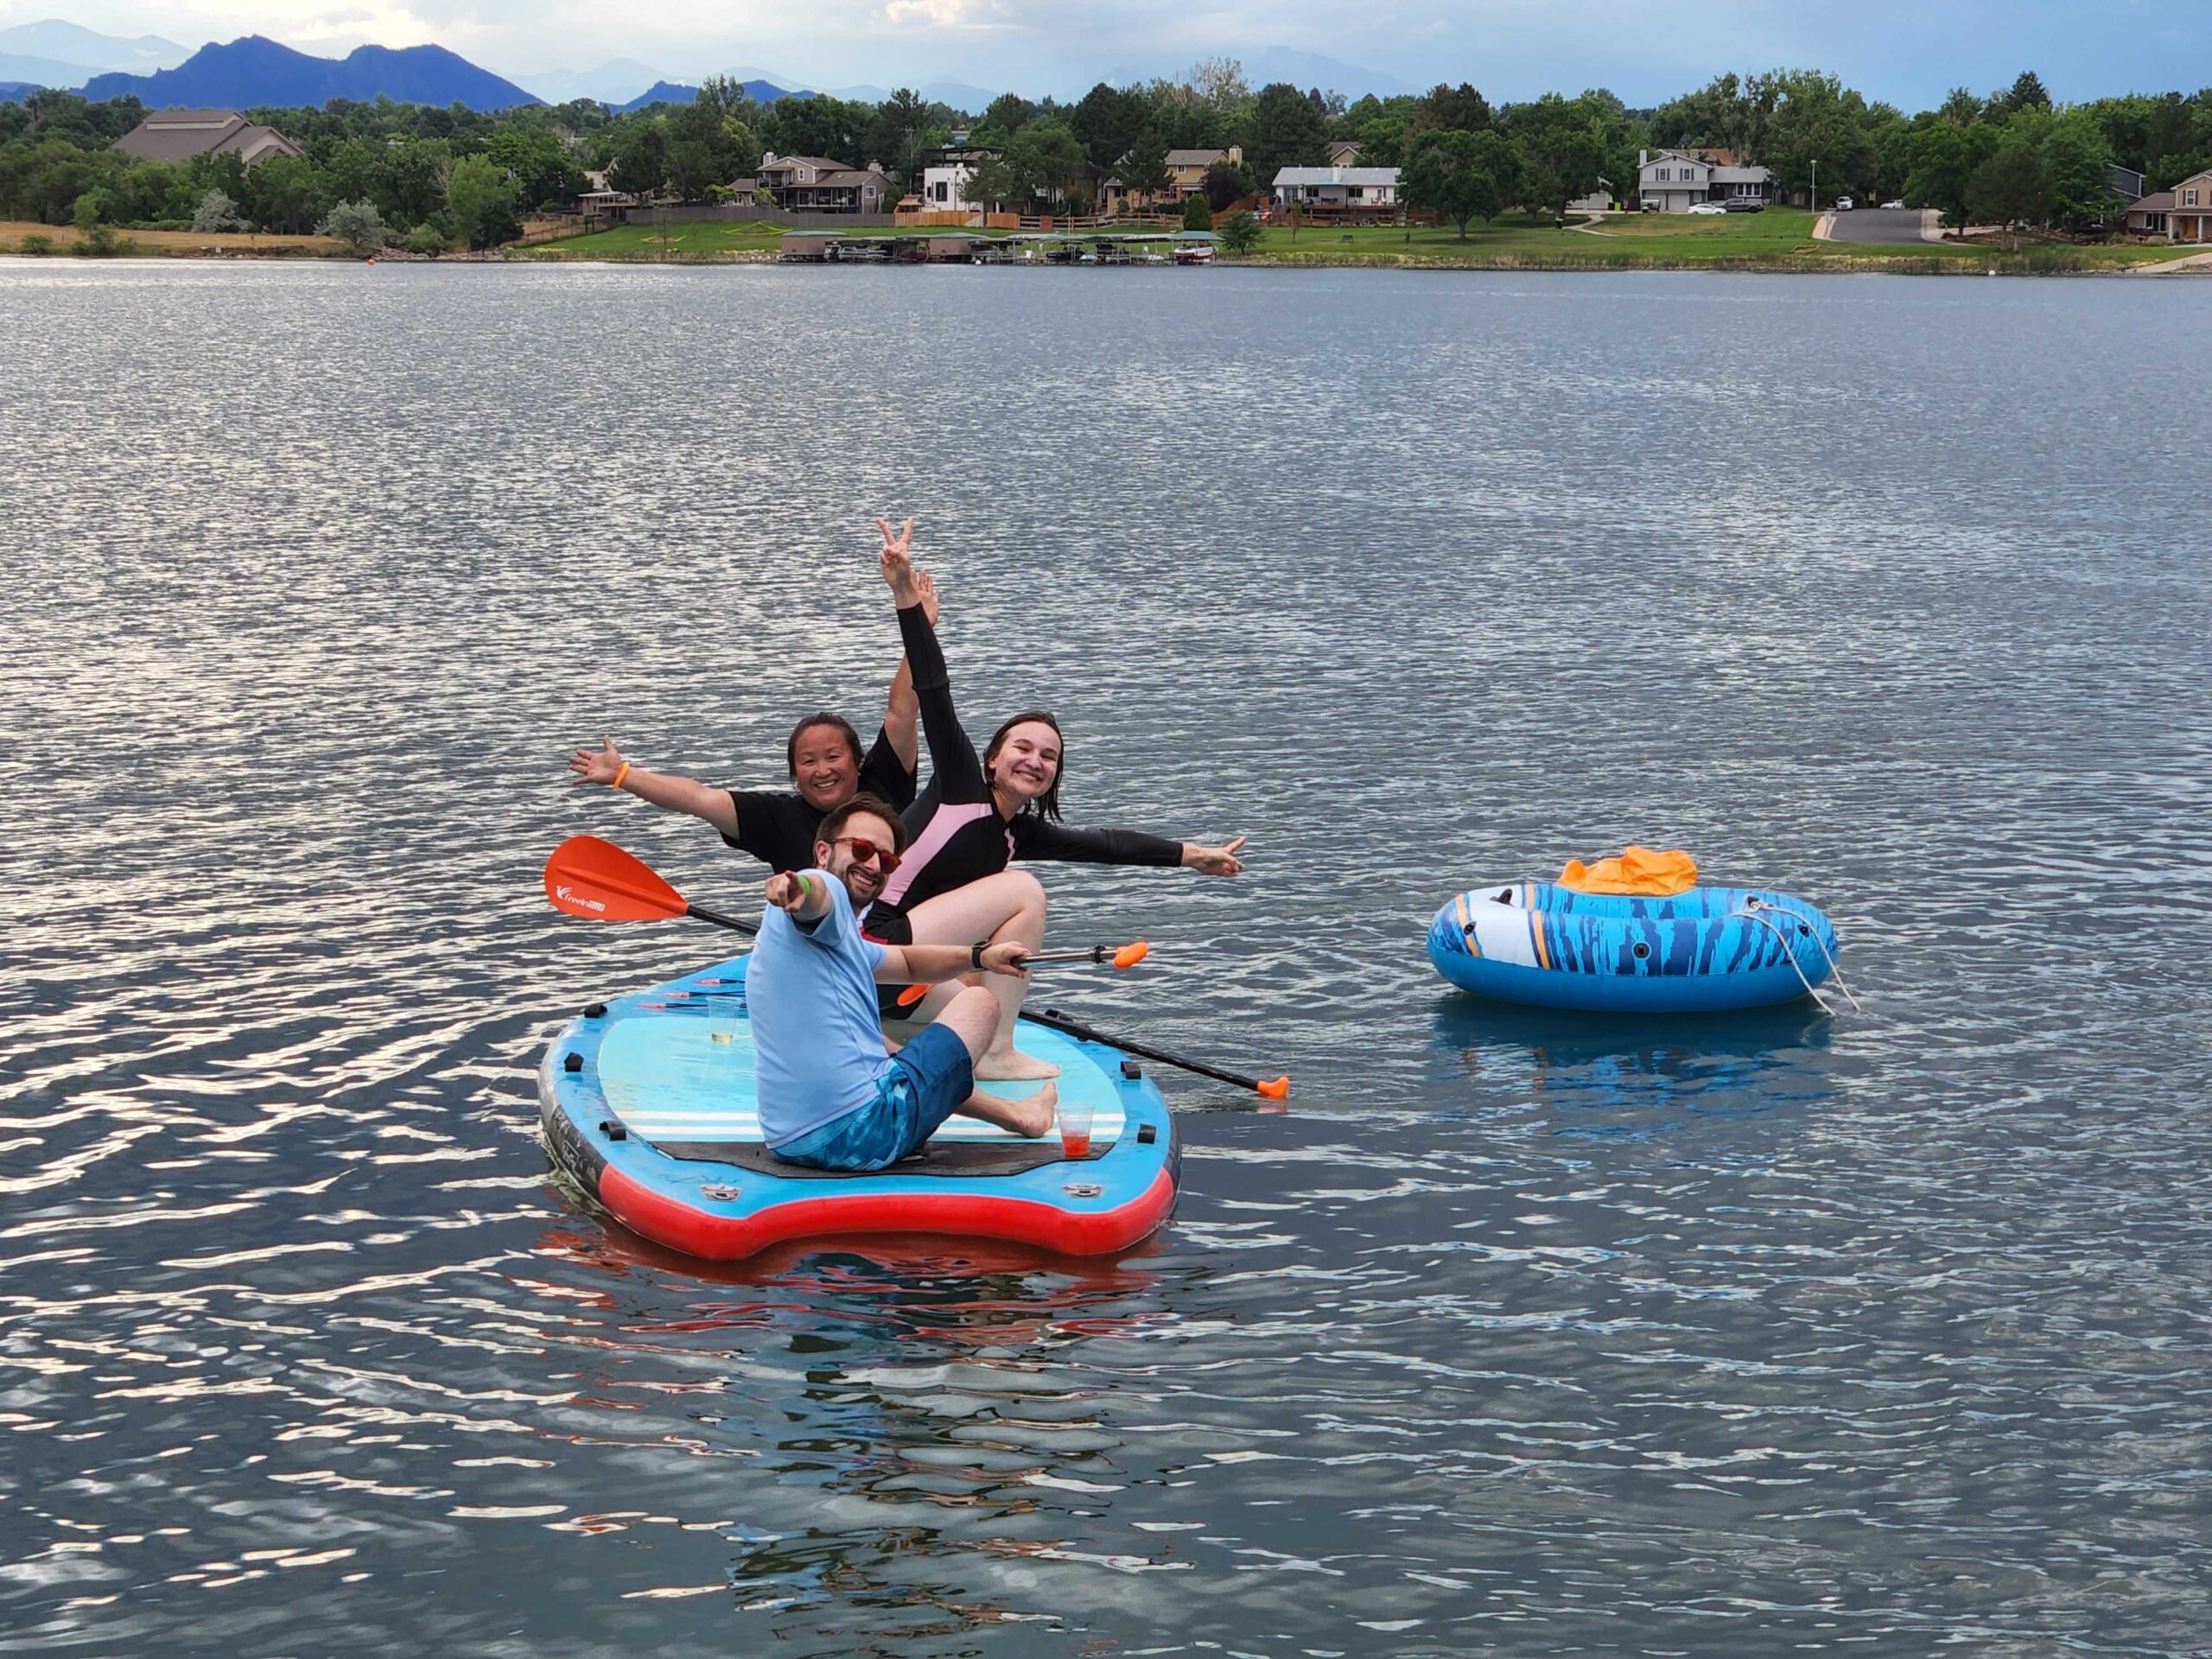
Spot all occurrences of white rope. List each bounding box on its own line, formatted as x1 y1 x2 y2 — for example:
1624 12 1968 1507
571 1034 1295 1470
1732 896 1863 1014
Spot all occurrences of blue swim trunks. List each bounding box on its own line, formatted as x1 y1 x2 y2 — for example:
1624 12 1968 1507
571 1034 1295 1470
772 1023 975 1173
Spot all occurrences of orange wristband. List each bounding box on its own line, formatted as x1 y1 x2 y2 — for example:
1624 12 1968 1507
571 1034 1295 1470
611 762 631 790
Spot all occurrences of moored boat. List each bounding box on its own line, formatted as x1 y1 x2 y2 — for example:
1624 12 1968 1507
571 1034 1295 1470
1427 880 1841 1014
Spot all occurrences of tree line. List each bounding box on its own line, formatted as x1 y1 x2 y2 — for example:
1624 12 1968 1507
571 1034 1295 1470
3 62 2209 251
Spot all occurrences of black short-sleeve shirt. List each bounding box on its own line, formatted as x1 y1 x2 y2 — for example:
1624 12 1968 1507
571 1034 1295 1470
719 726 917 872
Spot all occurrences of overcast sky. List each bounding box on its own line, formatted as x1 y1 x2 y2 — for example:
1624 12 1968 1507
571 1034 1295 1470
13 0 2210 105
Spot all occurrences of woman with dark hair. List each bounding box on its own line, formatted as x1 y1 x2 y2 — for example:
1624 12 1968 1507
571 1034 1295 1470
566 563 939 874
866 520 1245 1081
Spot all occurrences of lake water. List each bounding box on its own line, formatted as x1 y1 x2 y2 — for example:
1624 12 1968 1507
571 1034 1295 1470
3 258 2208 1656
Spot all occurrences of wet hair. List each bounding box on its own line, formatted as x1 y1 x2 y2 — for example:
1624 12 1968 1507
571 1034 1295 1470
785 711 865 779
984 710 1065 822
817 792 909 855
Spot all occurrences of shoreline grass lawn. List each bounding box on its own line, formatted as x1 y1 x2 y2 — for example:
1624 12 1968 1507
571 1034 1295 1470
515 220 790 259
1245 208 2190 272
0 219 341 257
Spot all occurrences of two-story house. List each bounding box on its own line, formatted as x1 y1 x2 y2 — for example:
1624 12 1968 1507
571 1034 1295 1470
2165 168 2212 243
1166 146 1243 198
918 135 1000 213
758 153 895 214
1636 147 1774 211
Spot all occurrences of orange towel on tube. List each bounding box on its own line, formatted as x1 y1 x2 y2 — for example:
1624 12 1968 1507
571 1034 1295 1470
1559 845 1698 896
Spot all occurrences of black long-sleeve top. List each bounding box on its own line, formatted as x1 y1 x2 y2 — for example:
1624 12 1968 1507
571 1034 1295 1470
864 601 1181 932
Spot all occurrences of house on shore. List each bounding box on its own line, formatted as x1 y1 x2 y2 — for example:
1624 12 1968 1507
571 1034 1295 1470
2169 168 2212 243
1272 166 1402 221
918 133 998 213
1635 147 1774 211
1166 146 1242 199
113 108 302 168
758 153 895 214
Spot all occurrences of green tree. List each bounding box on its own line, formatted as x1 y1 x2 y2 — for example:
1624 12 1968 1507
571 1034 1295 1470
607 121 669 195
1904 121 1974 226
1402 127 1521 237
763 93 871 163
1004 118 1086 208
1180 192 1212 231
1414 82 1491 134
1938 86 1984 128
1762 70 1878 201
1118 130 1171 204
1989 71 2051 119
1968 137 2048 246
1504 92 1606 213
1071 82 1147 170
1245 80 1329 186
2036 111 2117 229
447 153 520 249
980 92 1037 136
1216 208 1260 253
244 152 322 232
1201 158 1249 211
317 198 391 254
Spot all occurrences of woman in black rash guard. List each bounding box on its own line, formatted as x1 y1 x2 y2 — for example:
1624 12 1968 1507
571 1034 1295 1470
868 519 1247 1081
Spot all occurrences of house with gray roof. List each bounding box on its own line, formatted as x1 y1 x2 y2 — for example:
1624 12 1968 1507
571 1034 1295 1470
757 152 894 213
1271 166 1402 219
113 109 302 168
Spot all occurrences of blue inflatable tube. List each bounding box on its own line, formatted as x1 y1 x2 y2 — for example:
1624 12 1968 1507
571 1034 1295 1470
540 954 1180 1261
1427 880 1840 1014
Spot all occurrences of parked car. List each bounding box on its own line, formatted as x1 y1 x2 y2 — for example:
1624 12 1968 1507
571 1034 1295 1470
1688 201 1730 215
1879 199 1905 209
1834 195 1854 211
1723 197 1765 213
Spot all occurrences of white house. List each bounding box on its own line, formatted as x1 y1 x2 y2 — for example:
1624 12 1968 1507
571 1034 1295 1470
1637 148 1774 211
919 135 999 213
1271 166 1401 210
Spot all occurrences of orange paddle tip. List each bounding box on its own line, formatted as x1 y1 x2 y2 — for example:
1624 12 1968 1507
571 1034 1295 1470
1112 941 1150 969
1257 1076 1291 1099
895 982 930 1007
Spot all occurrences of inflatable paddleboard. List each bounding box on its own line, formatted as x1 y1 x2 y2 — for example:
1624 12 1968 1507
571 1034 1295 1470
1427 881 1840 1014
540 954 1180 1259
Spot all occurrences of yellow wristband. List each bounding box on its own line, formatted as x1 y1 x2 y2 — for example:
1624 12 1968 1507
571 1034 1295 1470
611 762 631 790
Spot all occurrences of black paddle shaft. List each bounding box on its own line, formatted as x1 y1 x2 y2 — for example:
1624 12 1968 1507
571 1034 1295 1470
683 900 759 937
1030 1006 1267 1094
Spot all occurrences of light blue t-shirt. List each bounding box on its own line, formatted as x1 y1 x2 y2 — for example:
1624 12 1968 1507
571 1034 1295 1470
747 873 895 1147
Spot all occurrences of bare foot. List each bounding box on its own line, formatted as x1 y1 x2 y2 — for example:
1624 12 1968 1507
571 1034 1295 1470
976 1046 1060 1082
960 1081 1057 1138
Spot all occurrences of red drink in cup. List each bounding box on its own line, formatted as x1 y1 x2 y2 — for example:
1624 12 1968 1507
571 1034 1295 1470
1058 1096 1093 1160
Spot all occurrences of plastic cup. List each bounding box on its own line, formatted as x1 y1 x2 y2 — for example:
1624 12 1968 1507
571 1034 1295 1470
1058 1096 1093 1160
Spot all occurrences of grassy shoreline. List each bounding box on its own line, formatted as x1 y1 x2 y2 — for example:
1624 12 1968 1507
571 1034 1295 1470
5 207 2197 275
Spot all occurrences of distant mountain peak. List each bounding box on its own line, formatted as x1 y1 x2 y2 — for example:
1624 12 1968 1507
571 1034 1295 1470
79 34 542 111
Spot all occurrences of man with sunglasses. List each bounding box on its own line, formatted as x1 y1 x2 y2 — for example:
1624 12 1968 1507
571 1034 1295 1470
751 794 1058 1172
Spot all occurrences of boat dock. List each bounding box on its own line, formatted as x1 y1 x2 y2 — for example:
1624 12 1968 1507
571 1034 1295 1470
779 230 1221 265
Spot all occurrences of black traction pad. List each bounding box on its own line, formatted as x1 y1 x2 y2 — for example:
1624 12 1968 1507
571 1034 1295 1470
646 1135 1116 1179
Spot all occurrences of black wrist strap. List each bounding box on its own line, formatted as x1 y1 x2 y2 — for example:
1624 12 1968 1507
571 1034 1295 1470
970 939 988 970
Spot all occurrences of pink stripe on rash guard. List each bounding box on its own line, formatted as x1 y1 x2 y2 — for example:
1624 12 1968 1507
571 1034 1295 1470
877 802 996 907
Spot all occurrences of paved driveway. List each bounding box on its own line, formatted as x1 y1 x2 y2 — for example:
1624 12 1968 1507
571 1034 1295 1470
1822 207 1936 245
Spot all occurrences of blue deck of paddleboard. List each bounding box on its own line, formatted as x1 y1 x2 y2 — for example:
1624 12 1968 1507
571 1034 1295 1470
540 954 1174 1230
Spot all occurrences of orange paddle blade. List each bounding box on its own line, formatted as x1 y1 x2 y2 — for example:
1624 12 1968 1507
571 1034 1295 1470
895 982 931 1008
1112 941 1149 969
544 835 689 923
1256 1076 1291 1100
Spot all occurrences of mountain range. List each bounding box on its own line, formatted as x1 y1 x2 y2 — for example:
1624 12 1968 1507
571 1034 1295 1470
0 18 1408 114
0 18 190 89
80 35 541 111
610 79 804 112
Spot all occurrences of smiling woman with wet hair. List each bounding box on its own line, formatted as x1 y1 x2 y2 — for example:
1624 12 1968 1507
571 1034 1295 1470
862 519 1247 1083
